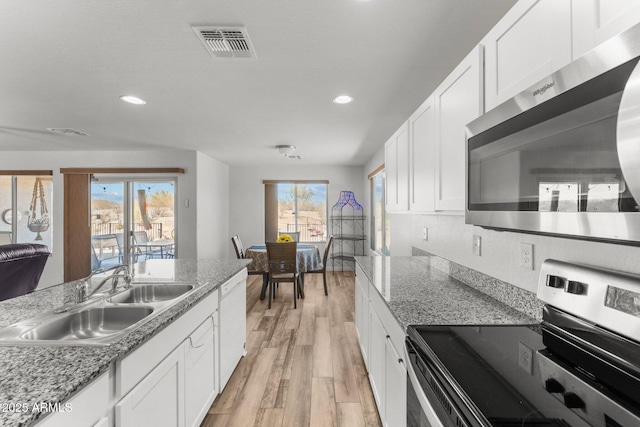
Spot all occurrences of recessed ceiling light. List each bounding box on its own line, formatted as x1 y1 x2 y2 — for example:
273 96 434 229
333 95 353 104
120 95 146 105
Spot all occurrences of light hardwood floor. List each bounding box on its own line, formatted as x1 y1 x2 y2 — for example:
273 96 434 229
201 271 382 427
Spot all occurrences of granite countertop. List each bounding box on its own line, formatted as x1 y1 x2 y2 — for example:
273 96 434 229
354 256 538 330
0 258 250 427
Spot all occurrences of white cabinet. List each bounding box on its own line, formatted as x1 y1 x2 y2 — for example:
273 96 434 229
572 0 640 58
434 45 483 211
355 266 370 366
219 272 247 391
368 309 387 418
384 336 407 427
355 266 407 427
384 122 410 212
483 0 572 111
36 373 110 427
185 316 217 427
409 95 436 213
117 346 185 427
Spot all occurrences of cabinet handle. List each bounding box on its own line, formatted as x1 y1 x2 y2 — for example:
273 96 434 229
398 358 404 365
386 335 390 339
188 316 214 349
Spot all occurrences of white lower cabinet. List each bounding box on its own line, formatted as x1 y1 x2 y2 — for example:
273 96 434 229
355 266 369 366
184 315 218 427
36 372 110 427
368 309 387 419
219 272 247 391
116 346 185 427
355 268 407 427
384 336 407 427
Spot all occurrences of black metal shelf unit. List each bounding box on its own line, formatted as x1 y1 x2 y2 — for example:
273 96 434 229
330 191 366 272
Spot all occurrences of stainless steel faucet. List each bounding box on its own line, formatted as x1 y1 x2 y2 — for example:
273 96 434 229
75 265 133 303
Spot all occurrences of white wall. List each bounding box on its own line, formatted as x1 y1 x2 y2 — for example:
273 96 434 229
196 152 230 259
389 212 640 293
0 150 199 288
229 164 365 256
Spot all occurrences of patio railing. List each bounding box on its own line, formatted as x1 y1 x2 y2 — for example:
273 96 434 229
91 222 163 240
283 221 326 242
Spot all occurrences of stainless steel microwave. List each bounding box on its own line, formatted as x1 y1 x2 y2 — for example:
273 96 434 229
466 22 640 244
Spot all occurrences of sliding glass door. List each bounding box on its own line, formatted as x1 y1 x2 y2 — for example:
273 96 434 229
90 178 176 272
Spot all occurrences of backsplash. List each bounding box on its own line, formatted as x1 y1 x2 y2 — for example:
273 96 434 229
412 246 544 321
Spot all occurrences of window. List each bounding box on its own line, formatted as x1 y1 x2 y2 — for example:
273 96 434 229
264 181 328 242
0 173 53 250
370 168 389 255
90 177 177 271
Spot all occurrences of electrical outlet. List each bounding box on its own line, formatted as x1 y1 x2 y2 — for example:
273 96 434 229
473 235 481 256
422 227 428 241
518 342 533 374
519 243 533 269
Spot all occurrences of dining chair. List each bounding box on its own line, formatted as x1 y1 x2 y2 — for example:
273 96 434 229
306 235 333 295
134 230 158 260
279 231 300 242
231 235 268 289
266 241 301 309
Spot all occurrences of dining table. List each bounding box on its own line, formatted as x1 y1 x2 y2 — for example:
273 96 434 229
245 244 322 300
133 238 175 259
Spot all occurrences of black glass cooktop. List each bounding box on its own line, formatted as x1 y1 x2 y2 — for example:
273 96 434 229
408 325 596 427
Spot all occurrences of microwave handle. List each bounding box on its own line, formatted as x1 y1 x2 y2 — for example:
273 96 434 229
405 342 446 427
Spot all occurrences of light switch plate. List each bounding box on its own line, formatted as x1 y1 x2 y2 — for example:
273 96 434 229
473 235 481 256
422 227 428 241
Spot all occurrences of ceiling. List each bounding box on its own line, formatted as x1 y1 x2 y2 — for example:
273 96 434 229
0 0 516 166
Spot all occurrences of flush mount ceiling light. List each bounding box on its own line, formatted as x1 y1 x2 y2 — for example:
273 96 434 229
275 145 296 157
333 95 353 104
120 95 146 105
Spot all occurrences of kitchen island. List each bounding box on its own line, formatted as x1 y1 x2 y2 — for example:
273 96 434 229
0 258 250 427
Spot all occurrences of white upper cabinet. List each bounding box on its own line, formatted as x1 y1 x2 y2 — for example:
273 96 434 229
434 45 483 212
409 96 436 213
572 0 640 58
384 122 410 212
484 0 572 111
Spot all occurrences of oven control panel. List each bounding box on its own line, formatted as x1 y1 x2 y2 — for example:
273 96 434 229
537 259 640 343
538 349 639 427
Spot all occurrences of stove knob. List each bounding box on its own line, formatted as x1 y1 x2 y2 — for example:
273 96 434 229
564 392 585 409
565 281 587 295
547 275 565 288
544 378 564 393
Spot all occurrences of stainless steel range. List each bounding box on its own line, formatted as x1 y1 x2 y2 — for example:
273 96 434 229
405 259 640 427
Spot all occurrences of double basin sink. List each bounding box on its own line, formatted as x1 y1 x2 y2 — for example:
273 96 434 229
0 282 199 346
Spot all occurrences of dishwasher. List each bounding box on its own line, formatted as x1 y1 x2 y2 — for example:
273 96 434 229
218 273 247 391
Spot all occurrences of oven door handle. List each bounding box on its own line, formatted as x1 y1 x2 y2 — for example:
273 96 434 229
405 343 445 427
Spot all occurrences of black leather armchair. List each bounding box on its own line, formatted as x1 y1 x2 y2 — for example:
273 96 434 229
0 243 50 301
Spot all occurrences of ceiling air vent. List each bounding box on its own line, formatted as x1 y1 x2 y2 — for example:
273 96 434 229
193 26 256 59
46 128 90 136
